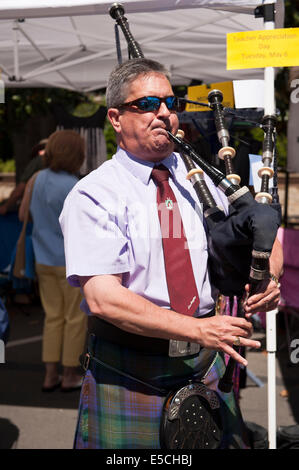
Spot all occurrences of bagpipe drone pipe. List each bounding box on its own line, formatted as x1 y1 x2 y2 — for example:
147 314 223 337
167 108 281 300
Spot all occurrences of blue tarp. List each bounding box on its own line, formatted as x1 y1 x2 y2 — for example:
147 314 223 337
0 212 34 292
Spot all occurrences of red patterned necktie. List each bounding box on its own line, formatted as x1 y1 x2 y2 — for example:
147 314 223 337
151 164 199 316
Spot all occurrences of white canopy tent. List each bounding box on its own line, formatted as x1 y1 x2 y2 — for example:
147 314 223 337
0 0 284 92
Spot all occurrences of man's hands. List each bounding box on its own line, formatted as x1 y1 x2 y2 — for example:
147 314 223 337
242 236 283 317
201 275 281 366
197 315 261 366
81 274 263 368
243 278 281 318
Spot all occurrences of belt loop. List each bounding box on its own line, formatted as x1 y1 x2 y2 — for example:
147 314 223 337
88 333 97 356
82 352 90 372
82 333 97 372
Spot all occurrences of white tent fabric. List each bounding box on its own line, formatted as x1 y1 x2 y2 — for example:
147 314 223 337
0 0 283 92
0 1 280 18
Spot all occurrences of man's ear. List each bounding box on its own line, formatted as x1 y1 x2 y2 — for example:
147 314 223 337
107 108 121 133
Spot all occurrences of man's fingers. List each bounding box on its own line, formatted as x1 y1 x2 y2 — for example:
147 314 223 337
229 318 253 336
244 291 280 313
222 344 248 367
245 280 280 305
234 337 261 350
229 316 253 329
223 338 261 366
232 326 253 339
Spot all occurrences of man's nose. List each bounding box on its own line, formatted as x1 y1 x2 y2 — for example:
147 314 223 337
156 101 171 117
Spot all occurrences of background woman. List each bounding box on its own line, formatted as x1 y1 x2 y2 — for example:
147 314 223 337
22 130 87 392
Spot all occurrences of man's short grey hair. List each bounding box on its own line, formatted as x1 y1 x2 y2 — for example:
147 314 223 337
106 58 171 109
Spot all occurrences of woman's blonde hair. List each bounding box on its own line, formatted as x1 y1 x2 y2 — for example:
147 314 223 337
45 130 85 174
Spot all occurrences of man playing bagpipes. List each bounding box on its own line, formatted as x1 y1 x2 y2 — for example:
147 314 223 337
59 57 282 449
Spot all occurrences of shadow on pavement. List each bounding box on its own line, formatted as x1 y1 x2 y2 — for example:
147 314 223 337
0 418 19 449
0 300 82 409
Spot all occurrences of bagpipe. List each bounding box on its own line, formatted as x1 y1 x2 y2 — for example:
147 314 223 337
167 115 280 392
109 3 281 394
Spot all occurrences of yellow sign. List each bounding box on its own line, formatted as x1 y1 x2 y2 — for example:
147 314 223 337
186 81 234 112
227 27 299 70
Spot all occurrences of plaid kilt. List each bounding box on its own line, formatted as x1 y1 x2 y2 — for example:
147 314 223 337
74 337 250 449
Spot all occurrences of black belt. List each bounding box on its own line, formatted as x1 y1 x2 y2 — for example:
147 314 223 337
87 310 215 355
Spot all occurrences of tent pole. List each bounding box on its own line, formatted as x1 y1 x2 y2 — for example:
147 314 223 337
30 47 84 73
23 45 117 80
0 64 11 78
17 23 80 91
12 21 20 81
266 307 277 450
262 0 277 450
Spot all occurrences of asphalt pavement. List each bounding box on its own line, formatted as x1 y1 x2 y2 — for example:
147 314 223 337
0 298 299 450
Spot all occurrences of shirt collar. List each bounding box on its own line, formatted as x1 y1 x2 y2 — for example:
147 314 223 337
114 147 179 185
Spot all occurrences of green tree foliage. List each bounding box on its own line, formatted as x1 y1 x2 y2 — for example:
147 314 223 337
6 88 84 126
0 88 86 161
0 158 15 172
0 87 118 161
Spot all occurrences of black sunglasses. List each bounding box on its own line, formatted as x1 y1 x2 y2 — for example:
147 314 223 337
118 95 184 112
